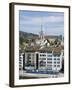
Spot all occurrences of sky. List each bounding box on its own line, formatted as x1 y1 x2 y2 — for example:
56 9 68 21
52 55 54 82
19 10 64 36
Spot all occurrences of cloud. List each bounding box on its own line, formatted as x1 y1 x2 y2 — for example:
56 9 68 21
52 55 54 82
31 16 64 23
20 13 64 36
20 15 64 26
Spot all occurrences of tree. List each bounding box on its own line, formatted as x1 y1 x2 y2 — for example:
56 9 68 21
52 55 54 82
19 37 24 45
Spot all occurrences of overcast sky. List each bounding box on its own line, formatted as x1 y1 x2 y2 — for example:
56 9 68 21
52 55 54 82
19 10 64 36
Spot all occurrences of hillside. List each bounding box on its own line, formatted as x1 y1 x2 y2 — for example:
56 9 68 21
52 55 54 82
19 31 38 39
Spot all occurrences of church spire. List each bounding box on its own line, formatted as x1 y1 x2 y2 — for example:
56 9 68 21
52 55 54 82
39 23 44 40
41 23 42 32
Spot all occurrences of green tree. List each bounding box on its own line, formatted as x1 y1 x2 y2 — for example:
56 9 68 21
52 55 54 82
19 37 24 45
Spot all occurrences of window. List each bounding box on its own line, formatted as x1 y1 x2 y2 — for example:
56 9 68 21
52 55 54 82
54 55 56 57
57 56 60 57
39 58 46 60
47 62 52 63
53 54 60 57
47 65 52 67
54 58 56 60
19 62 22 64
19 57 22 59
54 62 56 63
40 54 46 56
54 65 56 67
57 65 60 67
19 65 21 67
47 58 52 60
47 55 52 57
57 62 60 64
57 58 60 60
19 59 22 61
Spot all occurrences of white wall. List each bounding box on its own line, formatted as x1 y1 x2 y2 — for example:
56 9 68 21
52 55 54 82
0 0 72 89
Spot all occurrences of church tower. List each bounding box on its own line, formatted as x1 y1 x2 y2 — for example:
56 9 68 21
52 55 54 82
39 24 44 40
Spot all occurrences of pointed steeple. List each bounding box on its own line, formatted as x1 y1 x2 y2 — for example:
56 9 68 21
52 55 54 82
40 24 44 39
41 23 42 32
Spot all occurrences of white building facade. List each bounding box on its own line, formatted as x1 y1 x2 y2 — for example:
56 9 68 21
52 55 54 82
19 50 63 72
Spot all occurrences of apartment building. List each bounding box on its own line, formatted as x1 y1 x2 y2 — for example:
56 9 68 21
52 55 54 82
19 47 63 72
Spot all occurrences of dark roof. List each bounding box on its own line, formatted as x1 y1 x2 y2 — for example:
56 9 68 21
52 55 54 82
25 46 62 53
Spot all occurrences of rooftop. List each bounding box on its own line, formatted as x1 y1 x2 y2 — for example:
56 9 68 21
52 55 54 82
25 46 62 53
